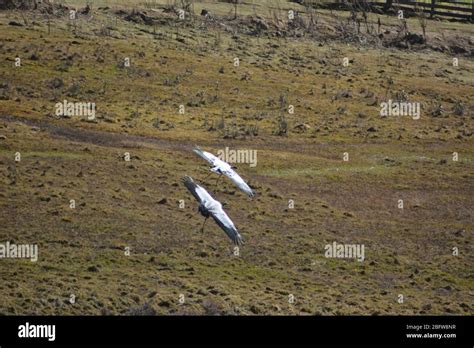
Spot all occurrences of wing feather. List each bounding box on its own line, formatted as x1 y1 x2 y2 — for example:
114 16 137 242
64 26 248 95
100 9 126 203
223 169 254 197
209 206 243 246
193 146 220 166
182 176 214 204
183 176 243 245
194 146 254 197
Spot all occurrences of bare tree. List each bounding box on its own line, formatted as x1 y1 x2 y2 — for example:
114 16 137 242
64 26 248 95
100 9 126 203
233 0 238 19
415 4 428 43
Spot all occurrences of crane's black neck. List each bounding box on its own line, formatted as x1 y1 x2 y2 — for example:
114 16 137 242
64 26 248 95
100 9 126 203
198 204 210 218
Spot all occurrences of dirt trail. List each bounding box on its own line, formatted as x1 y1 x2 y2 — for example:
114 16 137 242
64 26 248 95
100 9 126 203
0 115 193 151
0 115 362 154
0 115 456 159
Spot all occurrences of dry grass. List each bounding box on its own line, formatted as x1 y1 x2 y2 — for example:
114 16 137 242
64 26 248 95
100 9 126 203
0 1 472 315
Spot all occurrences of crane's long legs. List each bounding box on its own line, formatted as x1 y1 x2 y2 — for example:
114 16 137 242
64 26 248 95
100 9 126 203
200 217 209 233
203 170 212 181
215 174 222 187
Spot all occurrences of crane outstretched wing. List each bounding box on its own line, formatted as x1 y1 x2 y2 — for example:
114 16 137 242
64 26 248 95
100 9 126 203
194 146 254 198
182 176 243 245
182 176 214 204
223 169 254 197
208 204 244 246
193 146 220 166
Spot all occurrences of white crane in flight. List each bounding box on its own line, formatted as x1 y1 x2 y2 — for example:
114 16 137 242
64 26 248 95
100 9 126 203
193 146 254 198
182 176 243 245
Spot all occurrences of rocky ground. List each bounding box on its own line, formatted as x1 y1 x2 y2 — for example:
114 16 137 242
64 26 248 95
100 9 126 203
0 0 472 315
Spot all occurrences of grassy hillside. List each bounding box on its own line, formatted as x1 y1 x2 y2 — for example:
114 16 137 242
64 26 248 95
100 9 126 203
0 0 472 315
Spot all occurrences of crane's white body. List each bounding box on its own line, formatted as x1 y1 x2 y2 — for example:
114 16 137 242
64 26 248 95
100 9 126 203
193 146 254 197
182 176 243 245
